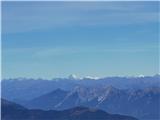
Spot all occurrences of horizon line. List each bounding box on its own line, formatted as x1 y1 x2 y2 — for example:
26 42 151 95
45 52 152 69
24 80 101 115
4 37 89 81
2 73 160 80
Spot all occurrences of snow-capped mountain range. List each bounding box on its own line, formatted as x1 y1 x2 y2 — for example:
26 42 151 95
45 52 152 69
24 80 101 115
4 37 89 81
1 74 160 120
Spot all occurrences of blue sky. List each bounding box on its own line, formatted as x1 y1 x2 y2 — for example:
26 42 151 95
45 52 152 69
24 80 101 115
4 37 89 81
2 1 159 79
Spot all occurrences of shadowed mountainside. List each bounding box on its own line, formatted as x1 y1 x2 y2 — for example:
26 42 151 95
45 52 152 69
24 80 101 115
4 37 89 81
1 99 138 120
24 86 160 120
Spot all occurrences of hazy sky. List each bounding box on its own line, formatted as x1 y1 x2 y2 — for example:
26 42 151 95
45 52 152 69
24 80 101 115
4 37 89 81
2 1 159 79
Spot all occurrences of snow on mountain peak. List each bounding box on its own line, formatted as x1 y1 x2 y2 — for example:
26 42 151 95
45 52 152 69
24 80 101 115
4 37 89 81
83 76 99 80
68 74 78 80
138 74 145 78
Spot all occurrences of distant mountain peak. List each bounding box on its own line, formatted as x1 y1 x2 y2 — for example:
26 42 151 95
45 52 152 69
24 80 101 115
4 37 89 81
68 74 78 80
154 74 160 78
83 76 99 80
138 74 145 78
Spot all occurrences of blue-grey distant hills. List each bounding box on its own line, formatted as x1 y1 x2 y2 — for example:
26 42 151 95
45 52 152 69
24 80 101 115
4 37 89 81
1 98 138 120
1 75 160 120
24 86 160 120
2 74 160 101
